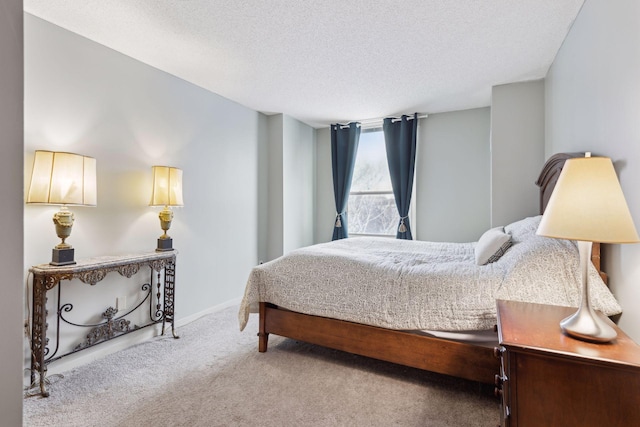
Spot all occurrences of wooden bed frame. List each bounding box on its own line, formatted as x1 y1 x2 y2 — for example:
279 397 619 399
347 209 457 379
257 152 605 385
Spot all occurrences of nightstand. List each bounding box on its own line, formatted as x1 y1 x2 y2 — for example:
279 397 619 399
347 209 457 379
495 300 640 427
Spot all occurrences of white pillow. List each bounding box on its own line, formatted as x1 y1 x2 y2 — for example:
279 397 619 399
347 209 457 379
475 227 513 265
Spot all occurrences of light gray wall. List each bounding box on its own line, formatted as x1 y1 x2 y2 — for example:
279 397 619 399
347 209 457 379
282 115 315 253
24 14 261 369
265 114 315 260
0 0 25 423
545 0 640 342
315 110 492 244
314 127 334 243
257 114 269 264
491 80 545 227
416 108 491 242
266 115 284 260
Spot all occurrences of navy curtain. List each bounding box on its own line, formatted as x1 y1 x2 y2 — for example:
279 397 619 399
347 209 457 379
331 122 361 240
383 113 418 239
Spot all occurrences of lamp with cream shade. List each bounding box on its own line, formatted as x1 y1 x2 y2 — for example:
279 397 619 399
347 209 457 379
150 166 183 252
537 154 639 342
27 150 97 266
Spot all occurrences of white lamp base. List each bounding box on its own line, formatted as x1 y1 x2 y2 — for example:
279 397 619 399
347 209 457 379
560 305 617 343
561 240 617 343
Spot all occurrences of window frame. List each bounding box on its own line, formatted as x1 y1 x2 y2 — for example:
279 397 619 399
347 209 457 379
347 127 417 238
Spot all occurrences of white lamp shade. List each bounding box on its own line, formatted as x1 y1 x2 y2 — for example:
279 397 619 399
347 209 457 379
27 150 97 206
150 166 184 207
537 157 639 243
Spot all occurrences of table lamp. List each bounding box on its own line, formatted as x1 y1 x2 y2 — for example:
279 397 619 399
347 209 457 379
150 166 183 251
27 150 97 265
537 155 639 342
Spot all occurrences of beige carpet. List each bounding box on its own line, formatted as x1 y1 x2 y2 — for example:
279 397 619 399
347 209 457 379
23 305 499 426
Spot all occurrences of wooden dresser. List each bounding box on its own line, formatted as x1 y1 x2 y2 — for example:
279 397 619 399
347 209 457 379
495 300 640 427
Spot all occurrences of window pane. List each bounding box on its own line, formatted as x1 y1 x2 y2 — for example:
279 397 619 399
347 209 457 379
349 194 397 235
350 130 391 192
349 129 396 236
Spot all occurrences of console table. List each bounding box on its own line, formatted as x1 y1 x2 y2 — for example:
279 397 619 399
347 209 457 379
29 251 178 397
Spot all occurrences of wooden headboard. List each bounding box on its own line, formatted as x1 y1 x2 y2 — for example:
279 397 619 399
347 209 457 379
535 152 608 284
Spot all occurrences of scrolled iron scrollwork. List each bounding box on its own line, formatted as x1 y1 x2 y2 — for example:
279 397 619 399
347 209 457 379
75 306 131 350
118 263 141 278
78 269 108 285
40 274 68 291
150 259 168 272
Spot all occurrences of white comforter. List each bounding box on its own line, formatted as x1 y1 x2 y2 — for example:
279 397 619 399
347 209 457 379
238 216 622 332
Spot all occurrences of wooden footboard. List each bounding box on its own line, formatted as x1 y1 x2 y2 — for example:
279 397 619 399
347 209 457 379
259 302 499 385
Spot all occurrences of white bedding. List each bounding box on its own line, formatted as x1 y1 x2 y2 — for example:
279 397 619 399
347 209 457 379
238 216 622 332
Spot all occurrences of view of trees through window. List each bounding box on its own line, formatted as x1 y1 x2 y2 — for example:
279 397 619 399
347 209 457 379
348 129 397 235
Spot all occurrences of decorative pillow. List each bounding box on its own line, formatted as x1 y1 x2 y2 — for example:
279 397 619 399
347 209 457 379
475 226 513 265
504 215 542 243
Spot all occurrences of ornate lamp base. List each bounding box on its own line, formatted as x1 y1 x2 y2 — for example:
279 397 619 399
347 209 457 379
156 237 174 252
51 247 76 266
51 206 76 265
156 207 174 252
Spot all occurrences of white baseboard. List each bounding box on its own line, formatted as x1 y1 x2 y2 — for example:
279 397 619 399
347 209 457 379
26 297 243 382
175 296 242 327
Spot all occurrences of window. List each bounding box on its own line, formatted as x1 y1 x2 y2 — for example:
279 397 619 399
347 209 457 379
348 128 397 236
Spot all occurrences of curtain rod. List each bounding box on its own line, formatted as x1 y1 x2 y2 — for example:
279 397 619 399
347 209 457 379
335 114 428 129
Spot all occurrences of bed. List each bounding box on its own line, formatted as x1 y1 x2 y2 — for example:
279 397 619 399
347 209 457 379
238 153 621 384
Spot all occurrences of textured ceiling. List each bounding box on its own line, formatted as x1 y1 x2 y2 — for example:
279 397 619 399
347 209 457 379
24 1 584 128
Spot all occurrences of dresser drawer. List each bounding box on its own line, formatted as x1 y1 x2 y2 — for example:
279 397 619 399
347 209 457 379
493 346 510 427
